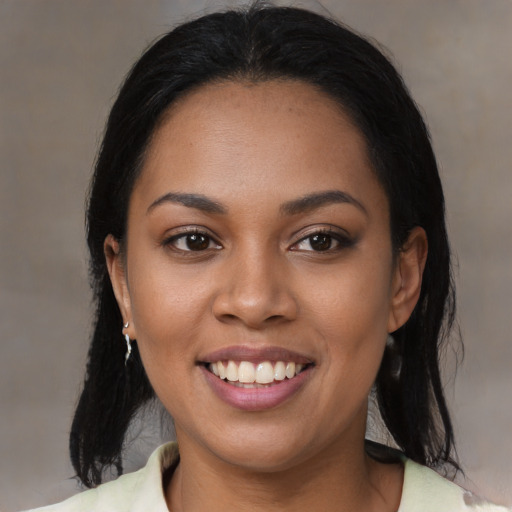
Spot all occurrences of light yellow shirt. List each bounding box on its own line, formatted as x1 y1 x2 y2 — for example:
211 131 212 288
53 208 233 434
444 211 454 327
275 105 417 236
23 443 510 512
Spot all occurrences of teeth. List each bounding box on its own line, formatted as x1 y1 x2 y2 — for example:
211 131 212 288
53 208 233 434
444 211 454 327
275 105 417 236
274 361 286 381
285 362 295 379
238 361 255 383
256 361 274 384
208 359 307 384
218 361 226 379
226 361 238 382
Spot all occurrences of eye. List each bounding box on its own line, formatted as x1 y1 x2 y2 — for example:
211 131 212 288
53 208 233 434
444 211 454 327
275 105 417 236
291 229 352 252
166 231 221 252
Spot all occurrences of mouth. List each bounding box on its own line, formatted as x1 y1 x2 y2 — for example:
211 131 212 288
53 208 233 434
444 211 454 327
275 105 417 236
198 346 315 410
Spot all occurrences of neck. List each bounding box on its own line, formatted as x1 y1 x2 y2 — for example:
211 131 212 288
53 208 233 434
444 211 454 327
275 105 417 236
166 431 403 512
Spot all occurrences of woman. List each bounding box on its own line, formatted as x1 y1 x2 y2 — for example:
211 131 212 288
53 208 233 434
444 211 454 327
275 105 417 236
24 4 510 512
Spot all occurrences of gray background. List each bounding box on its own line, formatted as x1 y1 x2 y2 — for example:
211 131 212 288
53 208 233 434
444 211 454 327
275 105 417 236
1 0 511 510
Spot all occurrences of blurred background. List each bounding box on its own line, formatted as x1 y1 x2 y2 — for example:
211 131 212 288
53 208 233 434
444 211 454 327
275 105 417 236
0 0 511 510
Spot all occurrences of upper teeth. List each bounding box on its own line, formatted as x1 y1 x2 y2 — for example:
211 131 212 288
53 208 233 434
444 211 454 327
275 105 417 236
209 360 305 384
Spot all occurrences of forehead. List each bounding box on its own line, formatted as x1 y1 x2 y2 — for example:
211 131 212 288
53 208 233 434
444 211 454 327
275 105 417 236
135 79 385 215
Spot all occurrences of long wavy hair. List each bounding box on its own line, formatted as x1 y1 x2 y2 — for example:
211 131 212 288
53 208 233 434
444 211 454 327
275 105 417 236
71 4 459 487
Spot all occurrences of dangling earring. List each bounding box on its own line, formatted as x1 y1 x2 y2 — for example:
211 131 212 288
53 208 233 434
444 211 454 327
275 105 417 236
386 334 402 379
123 322 132 365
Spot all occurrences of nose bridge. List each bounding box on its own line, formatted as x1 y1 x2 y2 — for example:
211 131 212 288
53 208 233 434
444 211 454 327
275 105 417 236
212 239 297 327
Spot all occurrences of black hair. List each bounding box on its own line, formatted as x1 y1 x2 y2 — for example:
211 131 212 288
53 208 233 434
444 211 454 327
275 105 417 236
71 3 460 487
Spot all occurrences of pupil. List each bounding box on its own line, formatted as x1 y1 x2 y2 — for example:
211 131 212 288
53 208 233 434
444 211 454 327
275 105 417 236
311 234 331 251
187 233 209 250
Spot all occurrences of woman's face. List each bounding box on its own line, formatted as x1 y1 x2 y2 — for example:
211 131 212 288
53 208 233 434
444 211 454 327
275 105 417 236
107 80 425 472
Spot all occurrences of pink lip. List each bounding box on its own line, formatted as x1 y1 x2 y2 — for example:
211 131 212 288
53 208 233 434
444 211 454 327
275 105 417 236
199 345 313 365
200 364 313 412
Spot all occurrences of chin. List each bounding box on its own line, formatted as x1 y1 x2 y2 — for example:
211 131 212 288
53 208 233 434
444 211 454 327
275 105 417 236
192 418 343 475
216 440 314 474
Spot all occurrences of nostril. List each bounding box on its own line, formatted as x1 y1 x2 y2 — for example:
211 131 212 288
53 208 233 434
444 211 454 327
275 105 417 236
221 313 238 321
266 314 286 323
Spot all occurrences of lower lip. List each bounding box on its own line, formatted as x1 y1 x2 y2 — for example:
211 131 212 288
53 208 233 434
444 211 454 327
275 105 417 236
200 365 312 411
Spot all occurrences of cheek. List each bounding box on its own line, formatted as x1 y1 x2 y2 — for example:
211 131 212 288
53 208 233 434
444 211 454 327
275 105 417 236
127 255 212 369
300 251 393 376
304 253 393 332
127 268 210 412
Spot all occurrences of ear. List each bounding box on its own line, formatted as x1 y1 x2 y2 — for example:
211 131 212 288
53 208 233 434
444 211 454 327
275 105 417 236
104 234 135 338
387 226 428 333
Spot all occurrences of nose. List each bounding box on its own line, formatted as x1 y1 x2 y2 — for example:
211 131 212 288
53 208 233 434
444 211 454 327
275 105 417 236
211 248 298 329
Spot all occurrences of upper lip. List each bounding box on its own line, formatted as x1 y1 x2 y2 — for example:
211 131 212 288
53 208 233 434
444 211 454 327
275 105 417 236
199 345 314 365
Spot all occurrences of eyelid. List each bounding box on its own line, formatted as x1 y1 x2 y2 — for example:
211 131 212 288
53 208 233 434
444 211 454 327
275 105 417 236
289 225 354 252
290 224 350 242
162 226 222 252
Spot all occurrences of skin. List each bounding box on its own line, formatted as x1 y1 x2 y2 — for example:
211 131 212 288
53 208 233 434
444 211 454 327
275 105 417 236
106 80 427 512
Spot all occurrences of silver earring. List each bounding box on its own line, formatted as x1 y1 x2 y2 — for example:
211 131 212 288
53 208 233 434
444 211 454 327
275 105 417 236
123 322 132 365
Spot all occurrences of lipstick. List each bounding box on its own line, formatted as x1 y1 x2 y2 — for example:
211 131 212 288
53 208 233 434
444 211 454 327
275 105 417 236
198 345 314 411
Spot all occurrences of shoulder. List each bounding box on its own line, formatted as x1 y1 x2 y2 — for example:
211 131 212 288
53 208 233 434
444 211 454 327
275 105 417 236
399 459 511 512
21 443 178 512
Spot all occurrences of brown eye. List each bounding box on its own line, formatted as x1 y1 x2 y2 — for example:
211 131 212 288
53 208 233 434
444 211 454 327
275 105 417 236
185 233 210 250
167 231 221 252
292 229 353 253
309 234 334 251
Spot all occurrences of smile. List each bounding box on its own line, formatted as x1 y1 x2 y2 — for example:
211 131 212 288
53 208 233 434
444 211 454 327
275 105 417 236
208 360 307 386
199 347 314 411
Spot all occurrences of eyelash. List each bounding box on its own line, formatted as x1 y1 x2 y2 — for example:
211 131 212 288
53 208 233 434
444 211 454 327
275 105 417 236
163 226 353 256
291 228 354 253
163 228 222 253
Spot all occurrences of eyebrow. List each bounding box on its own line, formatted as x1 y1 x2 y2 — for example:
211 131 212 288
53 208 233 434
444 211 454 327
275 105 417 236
280 190 367 216
146 189 367 217
147 192 227 215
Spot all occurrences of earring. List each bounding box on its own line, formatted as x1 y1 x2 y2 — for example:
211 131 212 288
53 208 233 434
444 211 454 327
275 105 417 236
123 322 132 365
386 335 402 379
